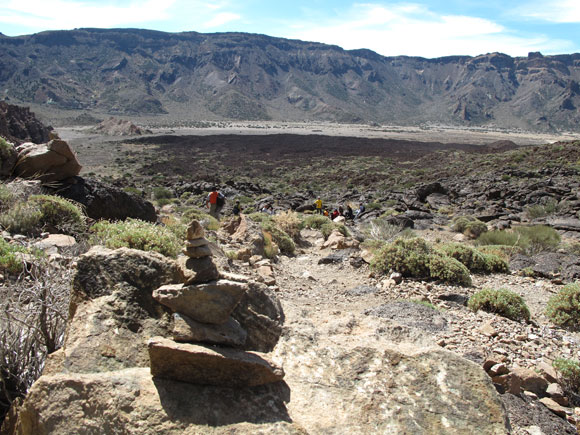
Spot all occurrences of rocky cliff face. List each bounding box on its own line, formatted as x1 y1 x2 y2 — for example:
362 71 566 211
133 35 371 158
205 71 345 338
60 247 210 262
0 29 579 130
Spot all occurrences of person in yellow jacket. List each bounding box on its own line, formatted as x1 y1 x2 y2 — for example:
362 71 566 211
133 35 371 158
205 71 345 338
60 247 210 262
314 197 323 214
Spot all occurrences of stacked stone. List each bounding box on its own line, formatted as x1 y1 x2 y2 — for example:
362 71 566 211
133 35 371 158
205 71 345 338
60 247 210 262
149 219 284 387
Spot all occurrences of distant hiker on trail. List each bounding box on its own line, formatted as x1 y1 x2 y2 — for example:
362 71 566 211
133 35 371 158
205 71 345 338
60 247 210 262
233 200 242 216
354 203 365 220
323 209 330 217
314 197 323 214
331 209 340 220
344 205 354 220
206 188 225 220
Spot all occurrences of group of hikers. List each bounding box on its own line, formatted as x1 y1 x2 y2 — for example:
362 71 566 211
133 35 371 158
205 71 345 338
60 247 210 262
205 188 365 222
314 197 365 221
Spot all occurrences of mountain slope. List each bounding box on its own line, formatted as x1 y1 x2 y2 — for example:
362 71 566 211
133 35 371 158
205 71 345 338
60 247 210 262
1 29 580 130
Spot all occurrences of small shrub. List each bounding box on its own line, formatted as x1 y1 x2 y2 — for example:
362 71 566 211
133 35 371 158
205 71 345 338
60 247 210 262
302 214 329 230
262 231 279 258
438 243 508 274
262 220 295 254
452 216 487 238
429 252 472 286
153 186 173 200
89 218 181 258
477 226 560 254
0 194 87 237
0 185 15 212
371 237 431 277
0 137 14 160
320 222 347 240
361 217 404 242
468 288 530 321
273 210 301 240
552 358 580 404
0 238 28 274
525 199 559 219
182 207 219 231
545 283 580 330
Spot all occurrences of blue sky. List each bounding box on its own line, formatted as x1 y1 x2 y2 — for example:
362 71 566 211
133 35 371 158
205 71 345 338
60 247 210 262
1 0 579 58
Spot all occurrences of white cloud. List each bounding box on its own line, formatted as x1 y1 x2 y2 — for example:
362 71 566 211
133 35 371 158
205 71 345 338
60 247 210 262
203 12 241 28
0 0 176 31
284 3 572 57
518 0 580 23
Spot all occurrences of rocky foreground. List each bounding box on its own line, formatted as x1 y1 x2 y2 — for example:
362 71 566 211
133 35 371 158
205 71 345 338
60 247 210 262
1 212 578 434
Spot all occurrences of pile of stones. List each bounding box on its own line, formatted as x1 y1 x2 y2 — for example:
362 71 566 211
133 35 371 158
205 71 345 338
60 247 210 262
149 220 284 387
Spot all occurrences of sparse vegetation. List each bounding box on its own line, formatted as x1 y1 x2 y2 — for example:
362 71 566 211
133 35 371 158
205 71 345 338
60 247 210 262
552 358 580 405
452 216 488 238
438 242 508 274
428 253 472 286
545 283 580 330
476 225 560 254
89 218 181 258
468 288 530 322
0 238 30 274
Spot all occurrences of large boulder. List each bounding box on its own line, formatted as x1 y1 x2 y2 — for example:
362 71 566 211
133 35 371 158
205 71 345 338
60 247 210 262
50 176 156 222
14 139 81 182
49 246 181 375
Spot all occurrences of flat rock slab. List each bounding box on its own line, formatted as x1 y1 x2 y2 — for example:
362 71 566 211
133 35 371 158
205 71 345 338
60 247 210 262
173 313 247 347
148 337 284 387
177 255 220 284
153 280 248 324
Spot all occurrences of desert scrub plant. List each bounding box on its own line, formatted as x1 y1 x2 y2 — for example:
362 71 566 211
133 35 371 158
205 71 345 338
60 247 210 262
0 237 30 274
320 222 348 240
525 198 559 219
89 218 181 258
0 194 87 237
451 216 488 238
552 358 580 405
371 237 431 278
272 210 301 241
468 288 530 322
428 253 472 286
0 184 15 212
261 220 295 255
0 256 73 423
545 283 580 330
361 217 404 243
438 243 508 274
477 226 560 254
302 214 330 230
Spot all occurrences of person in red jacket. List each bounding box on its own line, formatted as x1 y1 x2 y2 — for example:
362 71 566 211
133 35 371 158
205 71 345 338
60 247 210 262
206 187 226 220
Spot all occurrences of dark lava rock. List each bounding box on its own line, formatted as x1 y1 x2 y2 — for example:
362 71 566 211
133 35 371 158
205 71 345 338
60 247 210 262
501 393 576 435
364 301 448 333
51 176 157 222
319 253 346 264
511 252 580 281
416 182 447 202
345 285 379 296
0 101 52 145
437 294 469 306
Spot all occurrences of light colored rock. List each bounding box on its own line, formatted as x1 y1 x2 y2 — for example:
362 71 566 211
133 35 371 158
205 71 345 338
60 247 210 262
322 229 347 250
538 361 559 383
153 280 248 324
148 337 284 387
186 220 204 240
333 215 345 223
389 272 403 284
492 373 522 395
172 313 247 346
539 397 569 418
489 363 509 377
512 367 549 396
177 255 220 284
14 139 82 182
182 244 212 258
4 368 301 434
219 271 251 283
33 234 77 253
479 321 498 338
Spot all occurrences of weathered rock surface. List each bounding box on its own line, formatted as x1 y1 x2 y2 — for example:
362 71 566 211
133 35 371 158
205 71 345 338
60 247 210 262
177 255 220 284
14 139 81 182
364 301 449 333
0 101 52 145
148 337 285 387
172 313 247 346
51 176 157 222
153 280 248 324
5 368 301 434
53 246 180 374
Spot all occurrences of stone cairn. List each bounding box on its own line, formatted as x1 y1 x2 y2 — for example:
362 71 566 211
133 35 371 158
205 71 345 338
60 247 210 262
149 220 284 387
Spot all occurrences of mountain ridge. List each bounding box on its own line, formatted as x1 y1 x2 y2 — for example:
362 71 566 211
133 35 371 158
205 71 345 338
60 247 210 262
1 28 580 131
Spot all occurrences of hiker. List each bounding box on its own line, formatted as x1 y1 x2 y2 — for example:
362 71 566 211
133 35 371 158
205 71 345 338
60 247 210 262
206 187 226 220
344 205 354 220
330 209 340 220
323 209 330 217
233 200 242 216
314 197 323 214
354 203 365 220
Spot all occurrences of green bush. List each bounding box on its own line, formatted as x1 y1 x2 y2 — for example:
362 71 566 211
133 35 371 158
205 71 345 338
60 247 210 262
0 137 14 160
89 218 181 258
0 238 29 274
452 216 488 238
438 243 508 273
429 253 472 286
261 220 295 254
0 185 15 212
477 226 560 254
320 222 348 240
552 358 580 400
525 199 559 219
153 186 173 200
302 214 330 230
468 288 530 321
0 194 87 236
545 283 580 330
371 237 431 278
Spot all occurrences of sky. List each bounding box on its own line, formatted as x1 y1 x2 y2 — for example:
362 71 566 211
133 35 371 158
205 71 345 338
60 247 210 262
1 0 579 58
